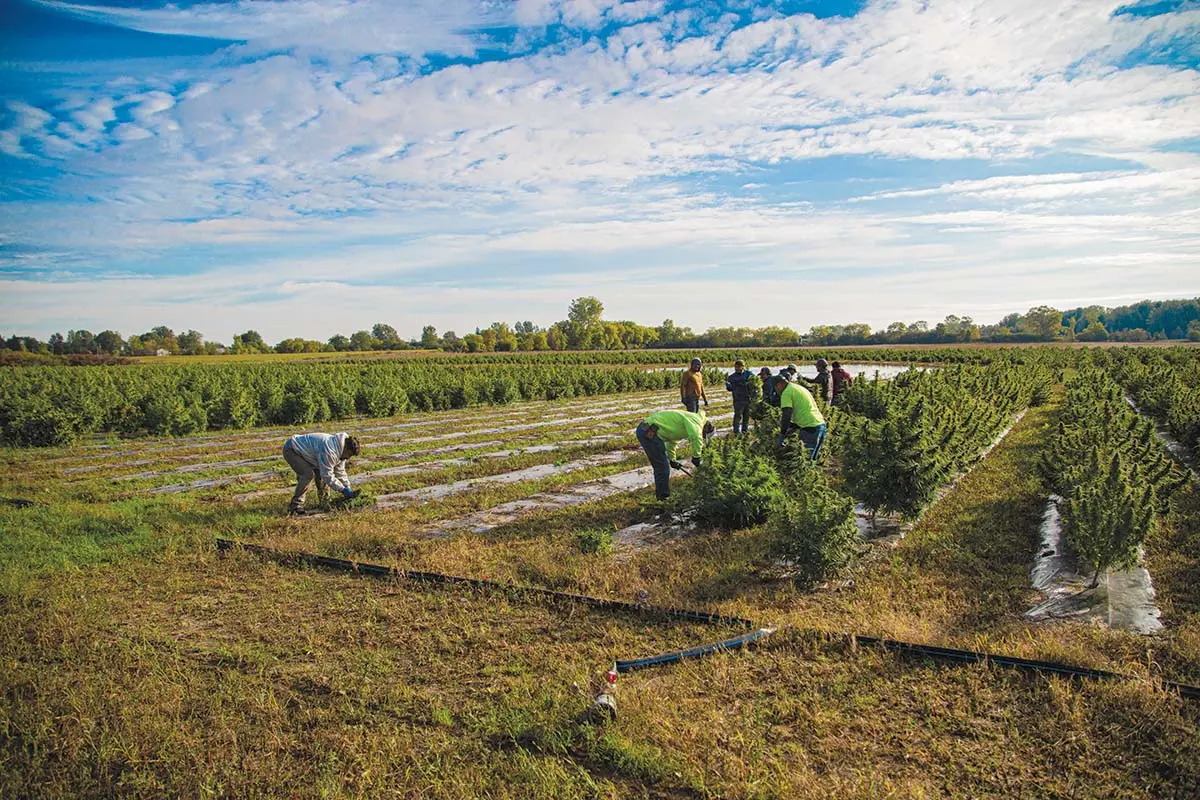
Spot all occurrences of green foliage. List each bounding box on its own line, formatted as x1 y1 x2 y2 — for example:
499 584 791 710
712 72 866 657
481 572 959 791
573 527 615 555
839 362 1042 517
275 381 330 426
0 360 682 445
767 461 859 585
1063 452 1154 586
1042 368 1188 584
141 393 207 437
841 401 949 518
0 399 83 447
328 492 376 512
1110 348 1200 452
691 438 784 529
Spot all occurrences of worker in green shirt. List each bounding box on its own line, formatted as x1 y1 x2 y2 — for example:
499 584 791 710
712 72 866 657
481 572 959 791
635 409 715 501
772 375 827 461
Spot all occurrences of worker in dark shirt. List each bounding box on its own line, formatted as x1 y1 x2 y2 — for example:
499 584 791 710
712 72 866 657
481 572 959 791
725 359 754 434
830 361 854 406
759 367 779 407
799 358 832 403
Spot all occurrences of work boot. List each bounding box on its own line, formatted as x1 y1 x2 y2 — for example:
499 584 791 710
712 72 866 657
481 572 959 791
287 506 305 516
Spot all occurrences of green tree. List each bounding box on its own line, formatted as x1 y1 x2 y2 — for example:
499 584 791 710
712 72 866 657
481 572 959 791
568 296 604 328
565 296 605 348
65 330 96 354
95 330 124 354
1077 321 1109 342
349 330 380 351
371 323 401 349
420 325 440 349
177 329 205 355
232 330 267 354
1022 306 1064 340
488 322 517 351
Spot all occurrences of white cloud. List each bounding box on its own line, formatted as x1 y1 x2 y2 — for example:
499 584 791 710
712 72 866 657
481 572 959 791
33 0 513 55
3 0 1199 338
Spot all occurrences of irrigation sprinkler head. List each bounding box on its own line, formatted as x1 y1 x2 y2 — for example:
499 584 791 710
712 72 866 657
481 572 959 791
585 692 617 723
579 669 619 725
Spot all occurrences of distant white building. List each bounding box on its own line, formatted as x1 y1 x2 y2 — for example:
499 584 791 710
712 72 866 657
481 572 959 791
155 348 169 357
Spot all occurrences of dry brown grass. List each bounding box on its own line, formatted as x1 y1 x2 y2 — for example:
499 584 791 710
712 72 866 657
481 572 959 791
2 387 1199 798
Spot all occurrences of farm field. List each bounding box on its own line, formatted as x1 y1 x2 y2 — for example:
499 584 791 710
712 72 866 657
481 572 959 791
129 339 1197 366
3 347 1200 798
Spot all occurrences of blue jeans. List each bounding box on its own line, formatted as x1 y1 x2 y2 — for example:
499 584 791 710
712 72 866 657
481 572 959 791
797 423 828 461
682 397 700 413
636 422 671 500
785 422 828 461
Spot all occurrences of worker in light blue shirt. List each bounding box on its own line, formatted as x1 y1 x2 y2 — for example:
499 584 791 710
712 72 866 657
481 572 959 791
282 432 361 513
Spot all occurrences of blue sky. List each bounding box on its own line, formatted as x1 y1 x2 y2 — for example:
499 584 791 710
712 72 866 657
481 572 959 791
1 0 1198 341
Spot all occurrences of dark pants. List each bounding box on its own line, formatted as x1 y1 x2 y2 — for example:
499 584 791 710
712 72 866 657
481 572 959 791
636 422 671 500
785 422 828 461
732 400 751 434
682 397 700 413
831 395 846 408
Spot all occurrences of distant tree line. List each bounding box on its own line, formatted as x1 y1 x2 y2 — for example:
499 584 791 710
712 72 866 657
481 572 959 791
5 296 1200 359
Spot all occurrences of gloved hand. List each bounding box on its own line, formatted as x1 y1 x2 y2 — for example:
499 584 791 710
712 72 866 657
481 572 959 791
776 434 786 448
342 487 360 500
703 399 709 406
669 460 684 470
691 457 701 468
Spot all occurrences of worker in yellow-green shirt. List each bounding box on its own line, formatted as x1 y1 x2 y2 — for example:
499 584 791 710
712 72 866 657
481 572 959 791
635 409 715 501
771 376 827 461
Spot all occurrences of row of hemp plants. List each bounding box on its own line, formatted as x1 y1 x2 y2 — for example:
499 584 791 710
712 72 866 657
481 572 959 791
1039 369 1189 586
837 361 1052 519
0 362 681 446
1104 347 1200 455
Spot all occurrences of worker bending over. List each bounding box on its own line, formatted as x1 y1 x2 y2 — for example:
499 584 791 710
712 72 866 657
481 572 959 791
283 432 361 514
635 410 714 501
772 376 827 461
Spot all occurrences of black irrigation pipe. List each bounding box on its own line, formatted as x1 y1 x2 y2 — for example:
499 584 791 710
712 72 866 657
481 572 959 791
217 538 1200 701
215 538 756 629
852 636 1200 700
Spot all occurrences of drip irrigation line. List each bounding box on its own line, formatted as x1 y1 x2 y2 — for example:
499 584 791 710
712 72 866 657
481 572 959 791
216 538 1200 701
851 636 1200 700
215 538 755 629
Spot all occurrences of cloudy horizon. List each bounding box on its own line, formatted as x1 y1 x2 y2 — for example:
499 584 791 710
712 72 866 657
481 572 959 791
2 0 1198 342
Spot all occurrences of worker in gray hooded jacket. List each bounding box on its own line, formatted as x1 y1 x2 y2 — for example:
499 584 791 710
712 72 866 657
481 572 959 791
282 432 361 514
